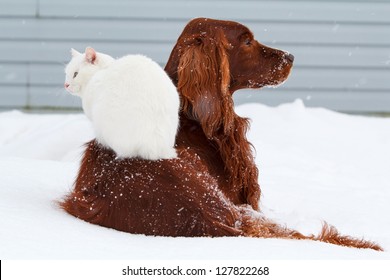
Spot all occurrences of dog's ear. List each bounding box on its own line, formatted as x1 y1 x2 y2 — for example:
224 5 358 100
176 30 233 138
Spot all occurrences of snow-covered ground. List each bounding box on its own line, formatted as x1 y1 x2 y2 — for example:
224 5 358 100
1 100 389 259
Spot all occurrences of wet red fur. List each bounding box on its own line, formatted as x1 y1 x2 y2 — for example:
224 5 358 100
61 18 382 251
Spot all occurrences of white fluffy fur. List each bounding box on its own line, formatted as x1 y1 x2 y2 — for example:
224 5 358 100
64 47 179 160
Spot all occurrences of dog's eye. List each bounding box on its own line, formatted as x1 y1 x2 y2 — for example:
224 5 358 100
73 72 78 78
244 38 252 46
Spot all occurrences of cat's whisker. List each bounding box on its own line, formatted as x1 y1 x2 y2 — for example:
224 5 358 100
40 86 81 111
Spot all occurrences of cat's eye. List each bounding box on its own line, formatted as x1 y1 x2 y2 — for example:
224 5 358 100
73 72 78 78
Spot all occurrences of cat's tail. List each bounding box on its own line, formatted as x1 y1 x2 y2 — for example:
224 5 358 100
238 207 383 251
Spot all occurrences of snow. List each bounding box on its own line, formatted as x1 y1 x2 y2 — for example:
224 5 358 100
1 100 389 259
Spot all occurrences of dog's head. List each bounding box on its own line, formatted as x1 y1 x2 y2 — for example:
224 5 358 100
165 18 294 137
165 17 293 92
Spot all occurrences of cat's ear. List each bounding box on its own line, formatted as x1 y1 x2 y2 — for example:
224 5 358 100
85 47 97 64
71 48 81 57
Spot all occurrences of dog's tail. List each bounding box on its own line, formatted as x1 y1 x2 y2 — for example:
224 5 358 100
238 207 383 251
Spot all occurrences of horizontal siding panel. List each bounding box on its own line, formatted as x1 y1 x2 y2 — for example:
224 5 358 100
289 45 390 68
0 18 182 43
38 0 390 24
287 68 390 91
30 64 65 87
0 41 172 64
1 18 390 46
248 22 390 47
0 0 37 17
234 89 390 112
0 64 27 85
0 86 28 107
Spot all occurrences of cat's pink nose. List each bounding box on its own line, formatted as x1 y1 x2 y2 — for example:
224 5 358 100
64 83 70 89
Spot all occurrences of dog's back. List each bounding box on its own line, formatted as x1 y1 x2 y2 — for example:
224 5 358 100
61 140 241 237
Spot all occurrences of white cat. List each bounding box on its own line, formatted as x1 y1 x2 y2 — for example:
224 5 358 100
64 47 179 160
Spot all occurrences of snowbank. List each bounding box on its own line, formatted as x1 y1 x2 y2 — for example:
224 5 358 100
1 100 389 259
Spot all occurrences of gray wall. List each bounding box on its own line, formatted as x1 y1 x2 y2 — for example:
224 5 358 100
1 0 389 113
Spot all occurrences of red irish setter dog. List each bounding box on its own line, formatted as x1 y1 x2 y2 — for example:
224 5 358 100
61 18 382 250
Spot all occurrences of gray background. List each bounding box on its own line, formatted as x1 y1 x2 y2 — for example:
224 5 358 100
1 0 389 113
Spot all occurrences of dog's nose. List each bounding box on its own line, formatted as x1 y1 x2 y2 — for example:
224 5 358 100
285 53 294 63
